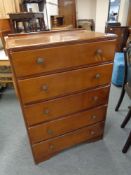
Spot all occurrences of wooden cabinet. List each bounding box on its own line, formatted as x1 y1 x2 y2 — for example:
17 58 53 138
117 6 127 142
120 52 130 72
6 30 116 164
105 26 129 52
58 0 76 28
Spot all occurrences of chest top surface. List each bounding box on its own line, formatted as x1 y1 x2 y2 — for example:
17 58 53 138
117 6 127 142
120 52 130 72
6 30 116 52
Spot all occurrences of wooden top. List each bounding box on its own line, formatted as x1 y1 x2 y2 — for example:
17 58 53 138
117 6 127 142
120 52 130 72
6 30 117 52
106 26 129 29
8 12 44 19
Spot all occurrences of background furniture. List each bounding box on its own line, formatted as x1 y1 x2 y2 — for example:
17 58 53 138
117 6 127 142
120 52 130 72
0 60 12 83
50 15 64 28
0 19 11 50
0 19 13 92
6 30 116 164
58 0 76 28
106 22 121 27
50 15 74 31
105 26 129 52
0 60 13 95
9 12 46 33
21 0 46 12
115 43 131 111
121 109 131 153
120 45 131 153
77 19 95 31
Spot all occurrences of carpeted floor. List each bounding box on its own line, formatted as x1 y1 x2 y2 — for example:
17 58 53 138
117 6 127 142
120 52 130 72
0 85 131 175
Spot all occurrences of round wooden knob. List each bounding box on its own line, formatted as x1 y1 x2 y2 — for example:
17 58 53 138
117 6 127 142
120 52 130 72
36 57 45 64
43 109 49 115
96 49 103 56
92 115 96 119
91 131 95 135
47 129 53 135
95 73 101 79
93 96 98 101
42 84 48 91
49 144 55 150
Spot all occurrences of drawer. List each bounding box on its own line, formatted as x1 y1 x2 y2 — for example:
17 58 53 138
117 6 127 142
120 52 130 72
18 64 113 104
11 40 116 77
29 105 107 144
24 86 109 126
32 122 104 163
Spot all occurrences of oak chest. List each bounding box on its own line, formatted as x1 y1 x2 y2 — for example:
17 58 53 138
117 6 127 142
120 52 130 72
6 30 116 164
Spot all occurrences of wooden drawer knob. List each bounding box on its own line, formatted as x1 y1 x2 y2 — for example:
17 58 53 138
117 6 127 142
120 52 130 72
42 84 48 91
47 129 54 135
92 115 96 119
93 96 98 101
95 73 101 79
36 57 45 64
49 144 55 150
96 49 103 56
91 131 95 135
43 109 49 115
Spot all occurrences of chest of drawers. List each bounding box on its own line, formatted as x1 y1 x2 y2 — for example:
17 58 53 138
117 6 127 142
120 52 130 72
6 30 116 164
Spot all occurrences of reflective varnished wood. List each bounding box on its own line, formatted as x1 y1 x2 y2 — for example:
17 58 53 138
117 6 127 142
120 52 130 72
29 105 107 144
18 64 113 104
6 30 116 51
11 40 116 77
32 122 104 163
24 86 109 126
6 30 116 164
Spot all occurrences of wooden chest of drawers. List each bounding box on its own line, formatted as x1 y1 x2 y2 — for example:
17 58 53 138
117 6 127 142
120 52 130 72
6 30 116 164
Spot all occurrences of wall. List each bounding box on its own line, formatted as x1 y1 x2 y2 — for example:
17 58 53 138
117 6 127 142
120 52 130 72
95 0 130 32
76 0 96 21
0 0 20 18
76 0 109 33
95 0 109 32
118 0 130 25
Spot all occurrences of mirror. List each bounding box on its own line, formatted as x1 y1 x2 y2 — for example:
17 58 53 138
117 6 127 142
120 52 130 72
108 0 121 22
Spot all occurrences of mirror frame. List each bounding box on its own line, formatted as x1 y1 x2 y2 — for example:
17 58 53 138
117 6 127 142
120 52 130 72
107 0 121 22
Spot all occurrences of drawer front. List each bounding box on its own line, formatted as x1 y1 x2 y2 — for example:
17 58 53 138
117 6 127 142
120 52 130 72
11 40 116 77
18 64 113 104
24 86 109 126
32 122 104 163
29 105 107 144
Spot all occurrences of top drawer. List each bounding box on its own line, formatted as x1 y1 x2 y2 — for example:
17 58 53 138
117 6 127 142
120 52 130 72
11 40 116 77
